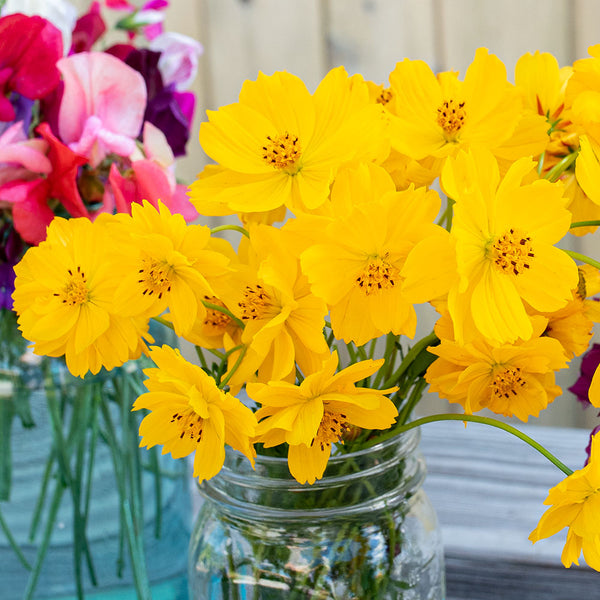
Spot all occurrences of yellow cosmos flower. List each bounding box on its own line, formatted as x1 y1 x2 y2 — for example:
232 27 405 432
133 345 256 483
526 267 600 360
249 352 398 484
388 48 529 167
217 224 330 391
300 179 448 346
188 67 388 217
12 217 148 377
106 201 229 337
405 148 578 345
529 433 600 571
426 319 567 421
514 51 600 235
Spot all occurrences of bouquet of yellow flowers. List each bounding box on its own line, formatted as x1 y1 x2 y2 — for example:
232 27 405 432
11 44 600 597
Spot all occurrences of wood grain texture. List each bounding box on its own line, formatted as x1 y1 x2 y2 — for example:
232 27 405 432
572 0 600 58
326 0 438 82
420 421 597 599
436 0 572 76
201 0 326 108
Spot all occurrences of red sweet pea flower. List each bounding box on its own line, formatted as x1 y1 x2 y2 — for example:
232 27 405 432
0 14 63 121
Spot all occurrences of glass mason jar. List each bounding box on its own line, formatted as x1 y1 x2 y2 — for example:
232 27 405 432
0 310 190 599
188 428 445 600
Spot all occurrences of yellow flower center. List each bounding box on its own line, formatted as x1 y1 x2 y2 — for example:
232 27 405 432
238 284 273 321
138 257 172 299
490 228 535 276
262 132 302 172
311 409 349 452
355 255 400 296
437 99 466 136
203 295 231 332
56 266 88 306
490 366 526 400
377 88 393 105
171 409 204 443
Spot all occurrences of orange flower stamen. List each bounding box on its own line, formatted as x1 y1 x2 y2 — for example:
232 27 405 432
355 255 400 296
56 266 88 306
138 257 172 299
310 409 349 452
262 132 302 172
490 366 526 400
238 284 273 320
170 409 204 443
490 228 535 276
437 99 466 136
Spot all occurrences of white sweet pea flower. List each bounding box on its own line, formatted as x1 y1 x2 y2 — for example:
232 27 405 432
1 0 78 54
149 31 203 90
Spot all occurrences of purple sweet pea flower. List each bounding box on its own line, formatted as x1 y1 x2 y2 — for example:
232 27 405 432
0 224 24 310
0 96 34 137
569 343 600 409
124 48 193 156
585 424 600 466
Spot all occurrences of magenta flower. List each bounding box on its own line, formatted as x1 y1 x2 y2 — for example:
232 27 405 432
56 51 147 166
70 1 106 53
585 425 600 465
569 343 600 409
0 14 63 121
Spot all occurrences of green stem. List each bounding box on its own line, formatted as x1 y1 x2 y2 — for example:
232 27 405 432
544 151 578 182
381 332 438 389
148 446 162 538
0 505 31 570
210 224 250 238
570 220 600 229
100 401 152 595
373 334 399 389
396 378 428 425
151 315 174 333
563 249 600 271
537 151 545 176
202 300 245 330
368 338 378 360
357 413 573 476
28 449 56 541
195 346 209 371
23 481 66 600
219 346 247 389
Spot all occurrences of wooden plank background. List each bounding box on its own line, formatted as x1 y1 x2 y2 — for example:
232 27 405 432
74 0 600 429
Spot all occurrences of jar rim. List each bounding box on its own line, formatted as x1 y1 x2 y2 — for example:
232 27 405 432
250 426 420 467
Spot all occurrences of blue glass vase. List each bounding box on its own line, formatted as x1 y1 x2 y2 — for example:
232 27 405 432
0 310 191 599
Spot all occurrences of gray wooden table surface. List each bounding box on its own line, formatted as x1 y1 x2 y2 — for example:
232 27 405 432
420 420 599 600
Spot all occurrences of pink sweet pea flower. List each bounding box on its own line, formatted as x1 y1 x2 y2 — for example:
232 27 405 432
0 122 51 185
56 51 146 166
0 123 91 244
1 178 53 244
0 14 63 121
149 32 203 90
102 122 198 222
